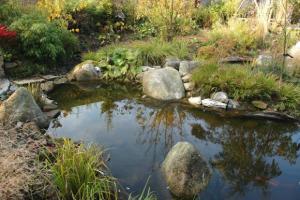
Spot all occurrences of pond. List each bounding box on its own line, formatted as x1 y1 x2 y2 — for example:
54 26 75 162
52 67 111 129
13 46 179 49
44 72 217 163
47 82 300 200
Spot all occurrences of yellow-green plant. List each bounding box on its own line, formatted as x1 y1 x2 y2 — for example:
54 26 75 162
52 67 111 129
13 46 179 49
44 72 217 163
46 139 117 200
136 0 195 40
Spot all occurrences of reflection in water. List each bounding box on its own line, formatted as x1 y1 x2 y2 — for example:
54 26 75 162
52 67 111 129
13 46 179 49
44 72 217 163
48 83 300 200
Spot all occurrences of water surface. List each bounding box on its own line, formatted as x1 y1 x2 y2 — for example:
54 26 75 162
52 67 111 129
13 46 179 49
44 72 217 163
48 83 300 200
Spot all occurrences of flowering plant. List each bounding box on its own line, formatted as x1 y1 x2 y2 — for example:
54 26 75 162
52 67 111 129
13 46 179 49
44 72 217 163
0 25 16 38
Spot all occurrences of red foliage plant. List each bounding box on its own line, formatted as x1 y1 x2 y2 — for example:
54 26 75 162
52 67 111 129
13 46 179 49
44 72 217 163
0 25 16 38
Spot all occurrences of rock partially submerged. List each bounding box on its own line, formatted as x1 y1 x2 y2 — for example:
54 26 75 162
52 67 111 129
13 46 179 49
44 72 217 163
211 92 228 103
142 67 185 100
162 142 211 198
0 87 49 128
68 60 101 81
0 78 10 96
188 96 202 106
201 99 227 109
252 100 268 110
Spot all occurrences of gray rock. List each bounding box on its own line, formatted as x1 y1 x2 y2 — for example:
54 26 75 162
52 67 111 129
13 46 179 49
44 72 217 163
68 60 101 81
45 109 61 119
43 103 58 112
286 41 300 77
165 58 181 69
252 100 268 110
0 87 49 128
0 79 10 95
141 66 155 72
211 92 228 103
202 99 227 109
255 55 273 66
182 73 192 83
179 61 200 76
162 142 211 198
142 67 185 100
227 99 240 109
184 82 195 91
220 56 252 64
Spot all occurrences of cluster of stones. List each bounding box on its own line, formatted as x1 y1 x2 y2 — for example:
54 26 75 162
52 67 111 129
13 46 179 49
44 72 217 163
140 58 199 100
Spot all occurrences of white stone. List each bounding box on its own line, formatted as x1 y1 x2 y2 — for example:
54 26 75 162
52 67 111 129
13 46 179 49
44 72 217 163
188 97 202 106
201 99 227 109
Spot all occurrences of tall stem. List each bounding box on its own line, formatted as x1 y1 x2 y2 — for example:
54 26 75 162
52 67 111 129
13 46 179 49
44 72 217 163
281 0 288 84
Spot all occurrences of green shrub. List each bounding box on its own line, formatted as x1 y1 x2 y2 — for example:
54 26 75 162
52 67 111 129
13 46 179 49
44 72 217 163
46 139 117 200
192 63 300 114
10 11 78 63
0 0 23 25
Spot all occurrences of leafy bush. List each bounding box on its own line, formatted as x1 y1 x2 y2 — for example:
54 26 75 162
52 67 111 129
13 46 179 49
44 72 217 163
192 63 300 114
10 11 78 63
46 139 117 200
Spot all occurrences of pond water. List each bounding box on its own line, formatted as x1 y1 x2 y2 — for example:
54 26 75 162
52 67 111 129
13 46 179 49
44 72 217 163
47 82 300 200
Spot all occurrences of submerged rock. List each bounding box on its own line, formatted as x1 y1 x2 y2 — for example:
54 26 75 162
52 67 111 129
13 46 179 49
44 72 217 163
211 92 228 103
202 99 227 109
142 67 185 100
68 60 101 81
162 142 211 198
0 87 49 128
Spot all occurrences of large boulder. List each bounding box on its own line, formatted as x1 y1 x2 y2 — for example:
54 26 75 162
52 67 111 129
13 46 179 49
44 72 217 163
162 142 211 198
142 67 185 100
0 87 49 128
286 41 300 77
68 60 101 81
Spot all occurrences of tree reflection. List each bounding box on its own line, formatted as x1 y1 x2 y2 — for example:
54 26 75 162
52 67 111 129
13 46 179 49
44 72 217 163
192 121 299 198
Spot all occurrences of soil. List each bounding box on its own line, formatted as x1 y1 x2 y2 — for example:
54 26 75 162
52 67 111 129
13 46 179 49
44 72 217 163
0 122 55 200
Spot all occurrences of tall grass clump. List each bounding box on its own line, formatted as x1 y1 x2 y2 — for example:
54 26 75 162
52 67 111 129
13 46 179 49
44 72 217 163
84 39 190 66
192 63 300 115
46 139 117 200
198 19 264 59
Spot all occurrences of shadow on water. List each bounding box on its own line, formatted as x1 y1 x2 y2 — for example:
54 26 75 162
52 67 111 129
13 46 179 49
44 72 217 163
48 83 300 200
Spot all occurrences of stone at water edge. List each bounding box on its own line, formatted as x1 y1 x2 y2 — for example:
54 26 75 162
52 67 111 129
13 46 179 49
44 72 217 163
201 99 227 109
211 92 229 103
188 96 202 106
0 78 10 96
179 61 200 76
164 58 181 70
252 100 268 110
184 82 195 91
182 73 192 83
0 87 49 128
142 67 185 100
68 60 101 81
162 142 211 198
